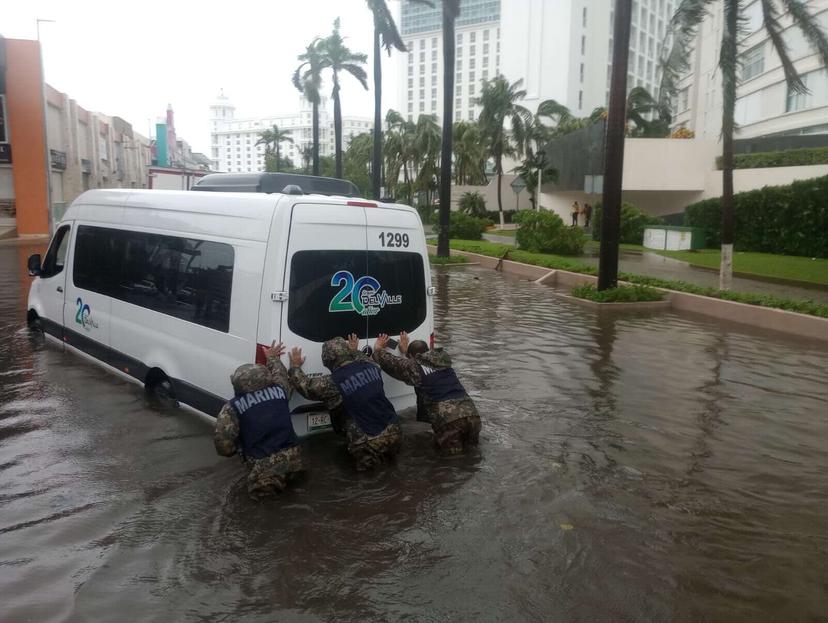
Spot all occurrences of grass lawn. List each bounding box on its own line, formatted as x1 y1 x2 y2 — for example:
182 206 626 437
645 249 828 286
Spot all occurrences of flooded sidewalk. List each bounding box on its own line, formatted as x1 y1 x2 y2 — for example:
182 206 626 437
1 244 827 621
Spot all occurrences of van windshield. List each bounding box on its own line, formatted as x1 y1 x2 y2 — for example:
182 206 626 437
288 250 426 342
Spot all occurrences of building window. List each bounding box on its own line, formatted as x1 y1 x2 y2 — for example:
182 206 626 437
456 97 462 109
786 78 810 112
457 33 463 44
458 46 463 57
456 85 462 96
420 76 425 88
482 70 488 81
431 99 437 111
432 49 437 61
469 84 475 95
583 6 588 26
470 32 476 43
457 59 463 70
420 101 425 112
483 43 489 54
468 109 474 121
578 90 583 109
431 37 437 47
408 65 413 76
420 51 425 63
470 58 476 69
483 56 488 67
484 30 489 41
419 39 425 49
432 62 437 73
408 78 413 88
470 45 476 57
456 71 462 84
420 64 425 74
469 70 475 82
741 44 765 81
456 110 461 121
581 35 586 55
432 75 437 86
580 63 584 83
408 89 413 101
408 51 413 64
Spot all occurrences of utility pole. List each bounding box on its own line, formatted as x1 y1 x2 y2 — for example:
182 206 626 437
597 0 632 290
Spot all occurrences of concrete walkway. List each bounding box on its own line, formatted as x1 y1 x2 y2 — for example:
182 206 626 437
481 233 828 304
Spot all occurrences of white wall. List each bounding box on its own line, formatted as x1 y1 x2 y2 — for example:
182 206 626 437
706 163 828 196
622 138 719 191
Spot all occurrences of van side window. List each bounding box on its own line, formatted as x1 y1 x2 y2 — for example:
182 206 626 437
40 225 72 278
73 225 234 333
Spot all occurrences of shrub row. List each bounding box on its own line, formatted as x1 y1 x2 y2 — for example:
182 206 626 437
716 147 828 170
513 210 587 256
591 202 663 244
683 174 828 258
436 212 490 240
571 283 664 302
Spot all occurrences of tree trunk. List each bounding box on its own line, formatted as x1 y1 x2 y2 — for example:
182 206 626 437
276 142 281 172
372 25 382 200
496 153 504 227
333 77 343 179
312 100 320 176
597 0 632 291
436 4 456 257
719 3 738 291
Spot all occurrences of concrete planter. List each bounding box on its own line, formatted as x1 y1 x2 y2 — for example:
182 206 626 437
554 292 672 311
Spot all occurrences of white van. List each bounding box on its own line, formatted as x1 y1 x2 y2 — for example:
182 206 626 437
26 185 434 435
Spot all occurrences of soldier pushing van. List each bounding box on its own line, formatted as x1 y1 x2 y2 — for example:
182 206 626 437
372 331 481 455
288 336 402 471
214 341 305 499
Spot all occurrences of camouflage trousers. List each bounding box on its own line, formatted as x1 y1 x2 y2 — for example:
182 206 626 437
245 445 305 499
434 415 482 455
345 420 403 471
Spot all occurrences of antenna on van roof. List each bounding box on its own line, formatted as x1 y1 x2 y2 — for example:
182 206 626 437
282 185 304 195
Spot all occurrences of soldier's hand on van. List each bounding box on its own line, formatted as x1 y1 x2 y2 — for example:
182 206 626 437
289 347 305 368
265 340 285 359
399 331 410 355
374 333 389 351
347 333 360 351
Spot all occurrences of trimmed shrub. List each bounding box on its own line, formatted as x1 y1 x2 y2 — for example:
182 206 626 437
571 283 664 302
683 174 828 257
437 212 488 240
716 147 828 170
513 210 587 256
485 209 517 224
592 202 663 244
416 204 439 225
458 191 487 217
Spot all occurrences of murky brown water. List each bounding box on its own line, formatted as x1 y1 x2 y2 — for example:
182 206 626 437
2 242 827 622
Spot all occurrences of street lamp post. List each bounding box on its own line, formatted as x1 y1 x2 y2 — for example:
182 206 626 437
597 0 632 291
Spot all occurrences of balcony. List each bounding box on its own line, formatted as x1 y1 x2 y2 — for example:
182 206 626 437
50 149 67 171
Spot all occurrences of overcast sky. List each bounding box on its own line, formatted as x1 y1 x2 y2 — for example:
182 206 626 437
5 0 403 154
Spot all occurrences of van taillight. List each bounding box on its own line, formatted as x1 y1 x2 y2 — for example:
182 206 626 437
346 200 378 208
255 343 268 365
429 332 435 349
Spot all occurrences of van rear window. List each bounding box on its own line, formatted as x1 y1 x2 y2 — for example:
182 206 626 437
288 250 426 343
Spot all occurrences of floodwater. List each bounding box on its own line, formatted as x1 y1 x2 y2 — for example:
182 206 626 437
2 241 827 622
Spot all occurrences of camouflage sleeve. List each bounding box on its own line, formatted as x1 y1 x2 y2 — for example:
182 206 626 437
266 353 292 397
372 349 422 387
288 366 342 409
214 402 239 457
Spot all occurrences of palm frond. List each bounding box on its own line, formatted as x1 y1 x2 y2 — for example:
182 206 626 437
760 0 806 93
657 0 712 105
342 63 369 89
779 0 828 67
367 0 406 53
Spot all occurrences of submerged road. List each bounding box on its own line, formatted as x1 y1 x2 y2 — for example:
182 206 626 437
2 240 827 621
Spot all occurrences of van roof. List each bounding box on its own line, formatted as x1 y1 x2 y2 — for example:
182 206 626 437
192 172 361 197
60 189 417 242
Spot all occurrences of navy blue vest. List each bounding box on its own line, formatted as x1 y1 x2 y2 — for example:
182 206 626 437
418 365 468 403
330 361 397 436
231 384 297 460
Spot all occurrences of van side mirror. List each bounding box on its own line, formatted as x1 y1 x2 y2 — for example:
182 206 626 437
27 254 42 277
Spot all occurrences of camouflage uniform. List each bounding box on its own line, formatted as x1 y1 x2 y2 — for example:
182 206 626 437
215 353 305 499
373 347 481 455
289 337 402 471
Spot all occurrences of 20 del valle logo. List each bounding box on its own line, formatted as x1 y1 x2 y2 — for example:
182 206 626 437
75 297 99 331
328 271 402 317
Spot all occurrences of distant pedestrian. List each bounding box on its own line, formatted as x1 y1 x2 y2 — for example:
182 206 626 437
214 341 304 499
372 331 481 456
571 201 580 227
584 203 593 228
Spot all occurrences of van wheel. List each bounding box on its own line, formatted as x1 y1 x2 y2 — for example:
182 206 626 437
27 310 44 333
145 371 179 411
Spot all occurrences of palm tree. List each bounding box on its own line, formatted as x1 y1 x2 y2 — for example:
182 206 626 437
256 125 294 172
452 121 487 185
663 0 828 289
366 1 407 199
293 39 325 176
320 18 368 179
414 114 442 207
625 86 672 137
384 110 418 204
299 144 314 174
476 75 532 227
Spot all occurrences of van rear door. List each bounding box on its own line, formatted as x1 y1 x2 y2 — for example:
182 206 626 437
365 206 431 410
280 202 369 434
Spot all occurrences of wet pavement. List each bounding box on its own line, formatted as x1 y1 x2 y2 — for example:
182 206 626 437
481 233 828 304
2 241 828 622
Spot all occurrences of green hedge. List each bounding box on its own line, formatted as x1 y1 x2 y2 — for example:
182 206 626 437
592 202 663 244
513 210 586 255
683 174 828 258
485 210 517 224
437 212 489 240
571 283 664 302
716 147 828 170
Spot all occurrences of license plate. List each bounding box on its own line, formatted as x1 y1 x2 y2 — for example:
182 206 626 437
307 412 332 431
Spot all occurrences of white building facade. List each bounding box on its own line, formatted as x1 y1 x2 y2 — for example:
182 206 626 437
672 0 828 139
397 0 677 120
209 93 372 173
